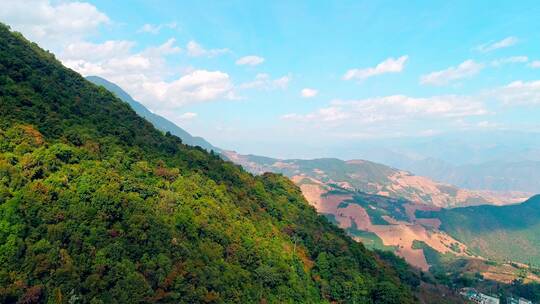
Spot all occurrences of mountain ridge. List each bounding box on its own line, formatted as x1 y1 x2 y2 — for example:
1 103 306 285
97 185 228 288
222 151 530 208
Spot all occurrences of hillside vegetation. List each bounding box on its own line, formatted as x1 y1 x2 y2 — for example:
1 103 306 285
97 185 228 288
417 195 540 265
0 23 419 303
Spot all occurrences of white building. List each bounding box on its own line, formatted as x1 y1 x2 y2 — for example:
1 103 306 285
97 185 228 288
470 292 500 304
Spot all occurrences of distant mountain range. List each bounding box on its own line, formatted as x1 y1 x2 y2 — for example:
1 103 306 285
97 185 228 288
399 158 540 194
222 151 530 208
350 137 540 193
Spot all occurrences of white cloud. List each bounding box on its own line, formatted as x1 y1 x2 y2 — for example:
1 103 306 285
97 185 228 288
144 38 182 56
476 36 518 52
62 39 234 110
420 60 483 86
343 56 408 81
240 73 290 90
236 55 265 66
138 22 177 34
140 70 235 109
179 112 198 120
0 0 109 49
273 76 291 89
301 88 318 98
530 61 540 69
492 80 540 105
186 40 229 57
283 95 487 125
491 56 528 67
62 40 135 61
62 38 179 76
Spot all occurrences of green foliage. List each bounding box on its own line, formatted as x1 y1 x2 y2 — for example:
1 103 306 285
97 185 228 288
347 221 397 252
0 23 418 303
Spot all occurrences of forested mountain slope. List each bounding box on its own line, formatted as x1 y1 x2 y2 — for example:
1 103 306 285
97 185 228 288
0 23 420 303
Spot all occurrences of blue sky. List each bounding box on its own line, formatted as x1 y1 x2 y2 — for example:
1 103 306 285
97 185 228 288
2 0 540 158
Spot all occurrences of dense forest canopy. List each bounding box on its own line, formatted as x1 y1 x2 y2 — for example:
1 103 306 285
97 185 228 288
0 23 419 303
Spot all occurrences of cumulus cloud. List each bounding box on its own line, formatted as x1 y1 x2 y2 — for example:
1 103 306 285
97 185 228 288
62 40 135 61
530 61 540 69
343 56 408 81
186 40 229 57
492 80 540 106
62 38 235 110
139 70 235 108
420 60 483 86
491 56 528 67
476 36 518 52
62 38 179 75
236 55 265 66
283 95 487 125
144 38 182 56
0 0 109 49
138 22 177 34
239 73 290 90
301 88 318 98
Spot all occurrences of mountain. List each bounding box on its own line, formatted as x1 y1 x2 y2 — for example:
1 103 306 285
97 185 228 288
409 160 540 194
289 177 540 289
0 23 423 303
86 75 219 153
222 151 529 208
350 137 540 193
417 195 540 266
